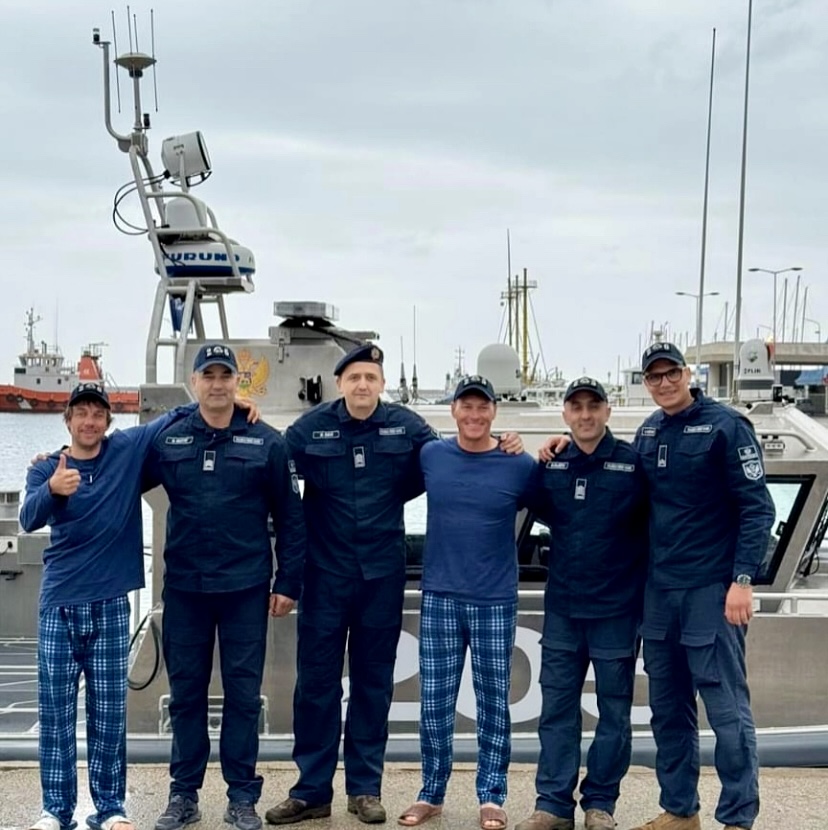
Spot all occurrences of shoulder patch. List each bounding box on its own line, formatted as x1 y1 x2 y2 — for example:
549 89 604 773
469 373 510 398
312 430 340 440
378 426 406 436
684 424 713 434
604 461 635 473
165 435 193 445
546 460 569 470
232 435 264 446
640 427 657 437
742 459 764 481
738 445 759 461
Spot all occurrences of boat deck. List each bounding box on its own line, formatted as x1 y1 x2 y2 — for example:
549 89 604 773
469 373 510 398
0 762 825 830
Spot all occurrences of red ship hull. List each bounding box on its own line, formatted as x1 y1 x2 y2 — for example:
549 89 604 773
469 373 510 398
0 384 140 414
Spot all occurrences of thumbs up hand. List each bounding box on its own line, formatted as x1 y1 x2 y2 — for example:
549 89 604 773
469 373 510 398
49 453 81 497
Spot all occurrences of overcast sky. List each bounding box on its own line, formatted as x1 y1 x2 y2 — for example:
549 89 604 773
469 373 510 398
1 0 826 390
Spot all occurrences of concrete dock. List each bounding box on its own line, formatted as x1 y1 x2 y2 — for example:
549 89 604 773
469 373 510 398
1 762 825 830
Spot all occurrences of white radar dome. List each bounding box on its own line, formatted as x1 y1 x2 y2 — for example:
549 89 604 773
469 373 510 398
477 343 521 397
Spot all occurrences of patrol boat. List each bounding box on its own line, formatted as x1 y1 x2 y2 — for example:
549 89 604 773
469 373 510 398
3 23 828 768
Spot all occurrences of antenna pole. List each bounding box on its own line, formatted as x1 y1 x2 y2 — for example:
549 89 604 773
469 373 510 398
732 0 753 399
697 28 716 371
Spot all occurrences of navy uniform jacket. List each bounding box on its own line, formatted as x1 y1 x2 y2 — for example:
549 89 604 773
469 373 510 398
632 390 775 589
148 408 306 598
529 430 648 619
286 398 437 580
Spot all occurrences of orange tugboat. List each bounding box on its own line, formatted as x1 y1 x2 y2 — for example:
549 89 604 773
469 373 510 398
0 309 140 414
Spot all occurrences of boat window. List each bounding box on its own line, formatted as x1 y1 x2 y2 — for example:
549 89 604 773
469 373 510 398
756 475 814 584
798 479 828 579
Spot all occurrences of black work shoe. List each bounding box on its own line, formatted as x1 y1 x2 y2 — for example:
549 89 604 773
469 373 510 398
264 799 332 825
347 796 387 824
155 795 201 830
225 801 262 830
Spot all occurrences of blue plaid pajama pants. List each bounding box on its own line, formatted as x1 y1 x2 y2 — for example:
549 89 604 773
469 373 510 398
37 596 130 828
417 592 517 806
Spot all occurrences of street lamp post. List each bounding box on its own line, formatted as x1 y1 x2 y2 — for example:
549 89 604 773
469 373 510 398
748 266 802 354
805 317 822 343
676 290 720 368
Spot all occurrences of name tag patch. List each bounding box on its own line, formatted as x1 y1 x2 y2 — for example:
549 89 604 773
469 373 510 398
738 446 759 461
165 435 193 445
379 426 406 436
233 436 264 446
604 462 635 473
546 461 569 470
684 424 713 434
641 427 657 437
312 430 340 440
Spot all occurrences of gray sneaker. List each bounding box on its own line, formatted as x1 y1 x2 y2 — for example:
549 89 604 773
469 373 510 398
347 795 387 824
155 795 201 830
225 802 262 830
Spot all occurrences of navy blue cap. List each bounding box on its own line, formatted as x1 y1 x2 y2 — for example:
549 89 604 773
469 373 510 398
453 374 496 402
642 342 686 372
334 343 384 376
69 381 110 409
564 376 607 403
193 343 238 373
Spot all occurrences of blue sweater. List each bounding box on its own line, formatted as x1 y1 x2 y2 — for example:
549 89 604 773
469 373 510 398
420 438 537 605
20 408 192 608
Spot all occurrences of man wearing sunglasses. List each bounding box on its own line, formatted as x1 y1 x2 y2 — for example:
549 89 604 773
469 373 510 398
630 342 774 830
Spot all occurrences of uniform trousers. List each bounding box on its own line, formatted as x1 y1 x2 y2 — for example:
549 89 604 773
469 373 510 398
37 596 130 829
290 568 406 804
535 612 638 819
162 582 270 803
642 582 759 828
417 592 517 807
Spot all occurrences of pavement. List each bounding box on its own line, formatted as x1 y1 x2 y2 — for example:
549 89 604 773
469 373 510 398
1 762 826 830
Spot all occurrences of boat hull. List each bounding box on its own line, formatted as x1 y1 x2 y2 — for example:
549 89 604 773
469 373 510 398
0 384 140 414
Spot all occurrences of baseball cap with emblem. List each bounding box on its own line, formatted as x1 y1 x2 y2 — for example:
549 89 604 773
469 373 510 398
641 342 686 372
334 343 384 376
453 374 497 402
69 381 111 409
564 376 607 403
193 343 238 373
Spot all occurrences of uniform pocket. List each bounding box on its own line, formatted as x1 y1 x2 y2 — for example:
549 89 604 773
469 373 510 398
304 442 347 489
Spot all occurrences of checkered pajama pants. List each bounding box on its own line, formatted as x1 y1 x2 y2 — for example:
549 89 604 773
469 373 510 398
38 596 130 827
417 592 517 806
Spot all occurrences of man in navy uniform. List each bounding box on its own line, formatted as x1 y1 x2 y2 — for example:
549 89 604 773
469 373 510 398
265 344 436 826
629 343 774 830
516 377 648 830
151 344 306 830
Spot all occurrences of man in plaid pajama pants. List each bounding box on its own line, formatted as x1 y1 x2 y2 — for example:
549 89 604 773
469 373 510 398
399 376 537 830
20 382 199 830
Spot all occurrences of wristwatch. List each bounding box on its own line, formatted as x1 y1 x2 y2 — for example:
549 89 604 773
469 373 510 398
735 574 753 588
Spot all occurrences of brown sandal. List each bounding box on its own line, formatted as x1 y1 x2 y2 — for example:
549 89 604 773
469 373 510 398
480 805 507 830
397 802 443 826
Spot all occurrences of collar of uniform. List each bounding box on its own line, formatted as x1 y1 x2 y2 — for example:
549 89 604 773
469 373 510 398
559 428 616 461
336 397 387 425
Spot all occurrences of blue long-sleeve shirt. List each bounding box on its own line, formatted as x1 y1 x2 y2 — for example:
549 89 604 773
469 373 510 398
632 390 775 588
20 407 193 608
285 399 437 580
420 439 537 605
147 408 306 598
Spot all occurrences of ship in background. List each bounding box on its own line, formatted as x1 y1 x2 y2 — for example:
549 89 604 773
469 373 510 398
0 308 140 414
